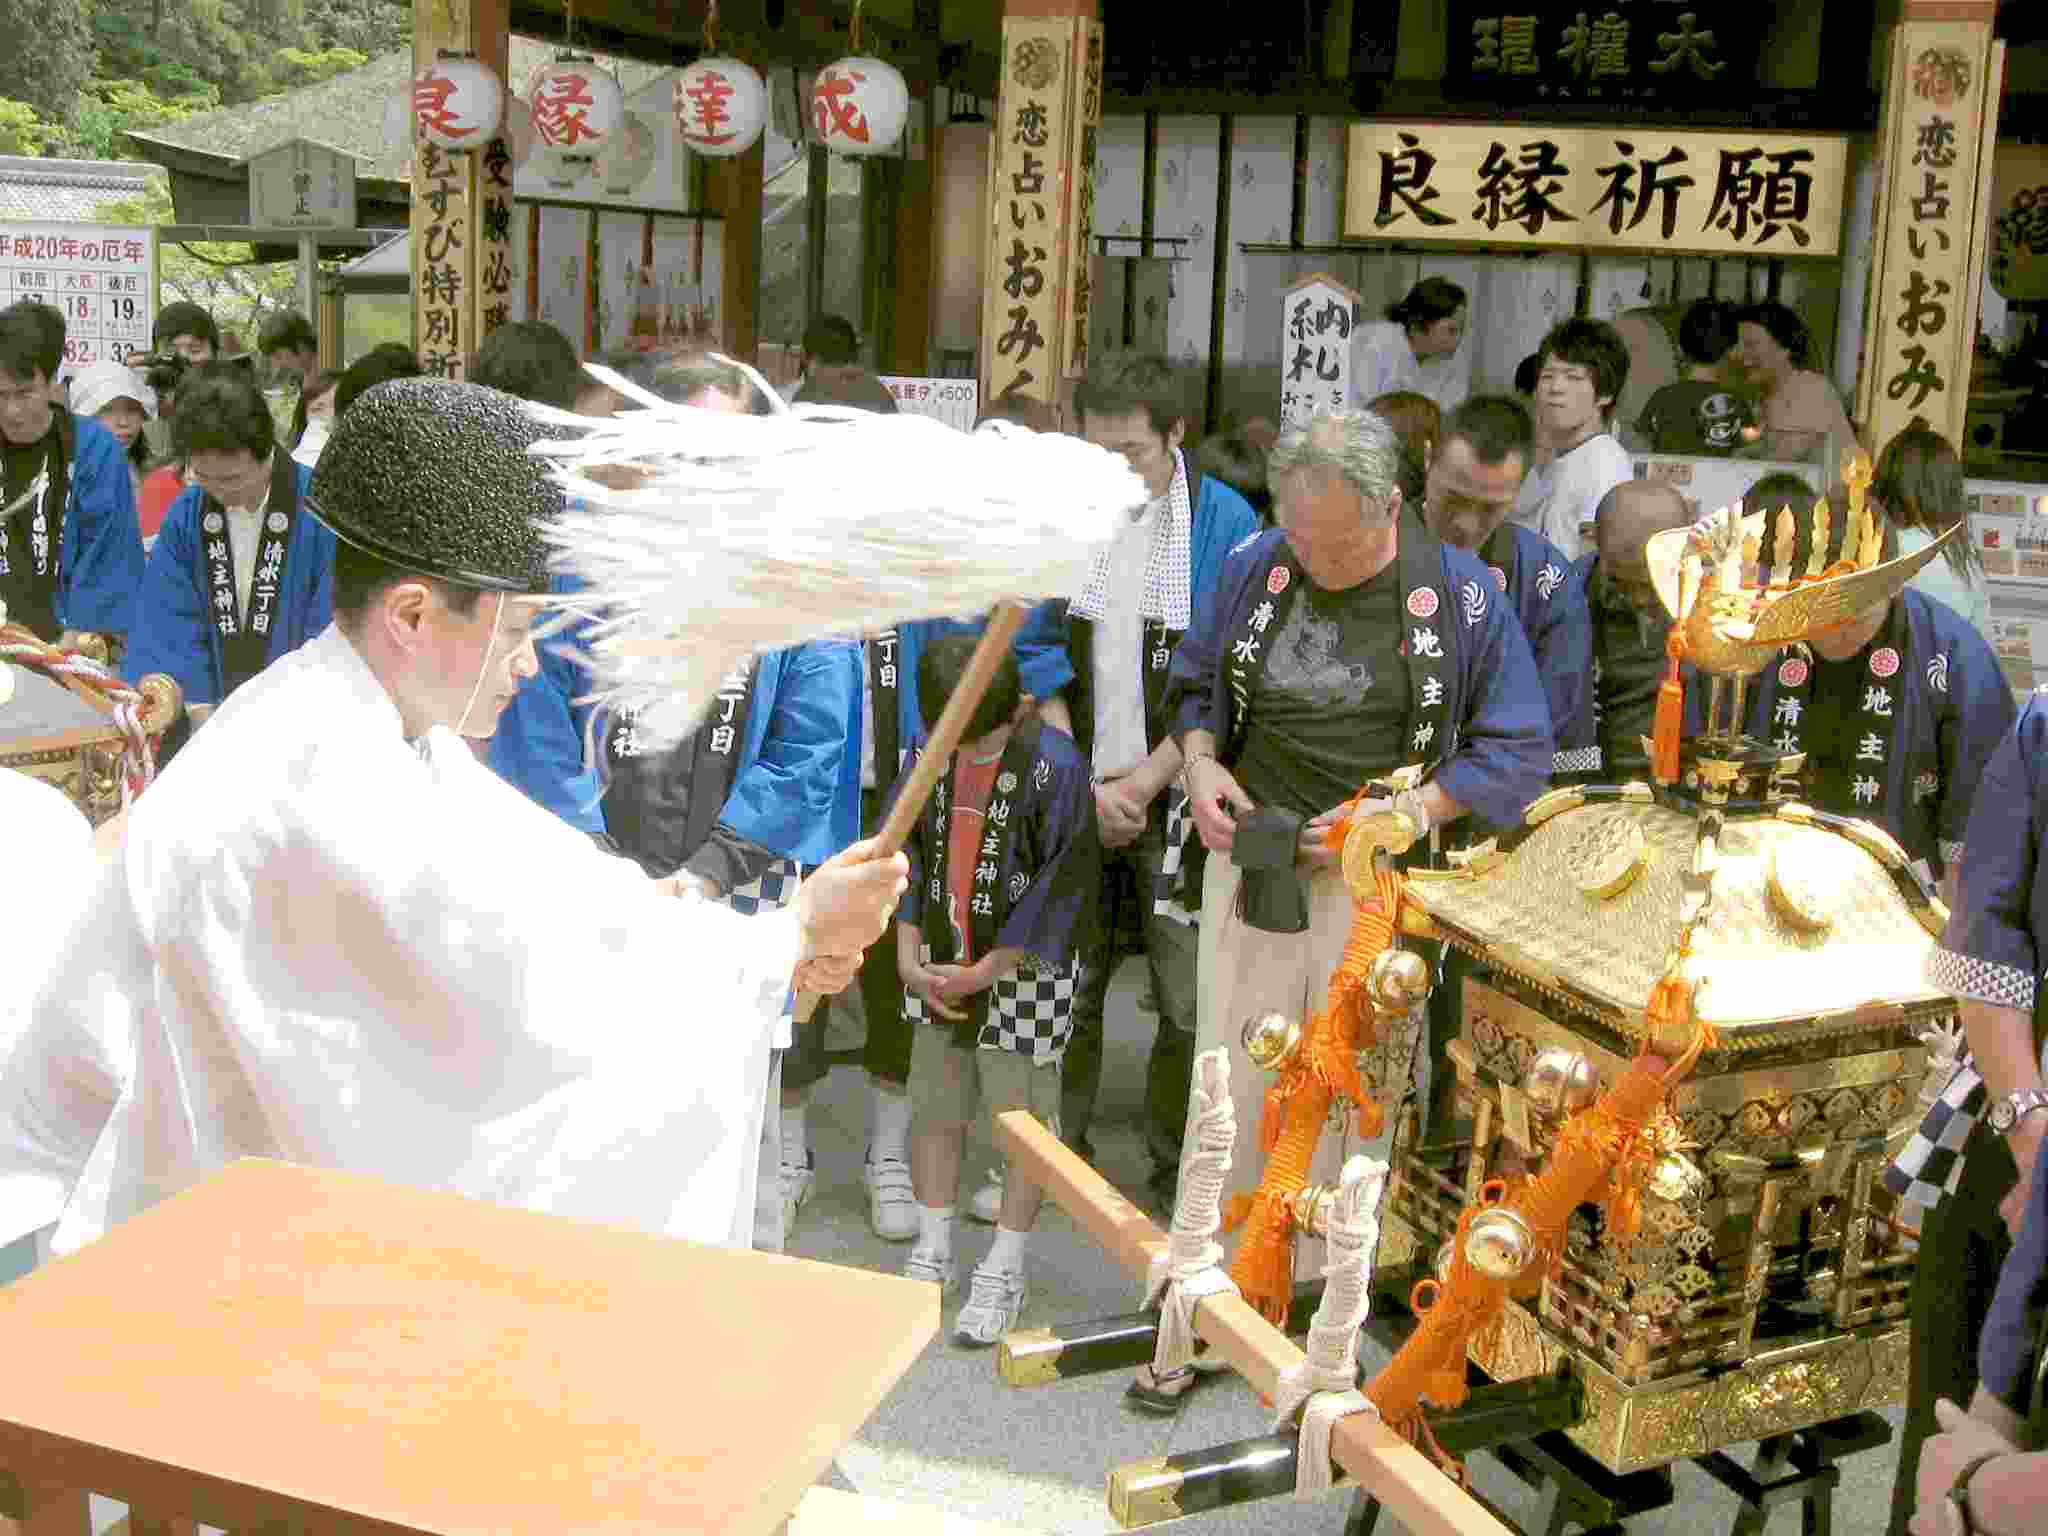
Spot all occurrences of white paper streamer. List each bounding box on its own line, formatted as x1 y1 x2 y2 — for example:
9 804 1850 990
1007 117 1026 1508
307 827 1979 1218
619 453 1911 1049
526 366 1145 753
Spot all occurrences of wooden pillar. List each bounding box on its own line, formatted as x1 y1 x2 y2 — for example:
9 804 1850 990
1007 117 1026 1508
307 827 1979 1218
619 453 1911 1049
1855 0 2004 455
316 282 344 369
888 100 937 375
410 0 512 379
979 0 1103 406
704 136 765 364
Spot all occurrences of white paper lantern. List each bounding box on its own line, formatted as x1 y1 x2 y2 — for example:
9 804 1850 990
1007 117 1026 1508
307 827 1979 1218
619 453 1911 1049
673 55 768 158
530 55 625 161
810 55 909 156
597 112 656 193
412 51 505 152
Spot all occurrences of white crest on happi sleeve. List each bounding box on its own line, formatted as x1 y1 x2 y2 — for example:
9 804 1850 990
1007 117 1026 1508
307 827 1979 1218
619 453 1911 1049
1032 757 1050 790
1460 580 1488 627
1926 652 1949 695
1535 563 1563 600
1008 872 1028 900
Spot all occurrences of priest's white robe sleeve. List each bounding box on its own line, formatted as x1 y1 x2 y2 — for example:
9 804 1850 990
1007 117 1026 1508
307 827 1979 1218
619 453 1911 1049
0 648 804 1254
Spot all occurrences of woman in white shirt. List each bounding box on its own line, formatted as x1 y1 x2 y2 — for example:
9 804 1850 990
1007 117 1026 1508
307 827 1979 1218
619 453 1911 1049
1350 277 1471 414
1874 417 1992 634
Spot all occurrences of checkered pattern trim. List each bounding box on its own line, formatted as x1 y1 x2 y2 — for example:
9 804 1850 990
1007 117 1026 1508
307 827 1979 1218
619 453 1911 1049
901 947 1085 1064
1152 784 1198 928
1939 838 1965 869
983 954 1083 1063
1884 1059 1985 1209
722 857 803 916
1927 945 2037 1012
1553 745 1601 775
1071 451 1193 630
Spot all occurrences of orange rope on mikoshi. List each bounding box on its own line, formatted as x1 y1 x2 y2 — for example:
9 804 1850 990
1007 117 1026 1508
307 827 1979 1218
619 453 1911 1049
1364 980 1713 1445
1223 859 1404 1326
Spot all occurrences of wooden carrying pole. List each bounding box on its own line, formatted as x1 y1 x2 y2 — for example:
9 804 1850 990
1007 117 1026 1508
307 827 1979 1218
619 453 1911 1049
998 1110 1514 1536
793 600 1032 1020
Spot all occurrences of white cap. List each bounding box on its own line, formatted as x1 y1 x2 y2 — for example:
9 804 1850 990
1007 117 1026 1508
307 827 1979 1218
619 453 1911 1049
67 360 157 422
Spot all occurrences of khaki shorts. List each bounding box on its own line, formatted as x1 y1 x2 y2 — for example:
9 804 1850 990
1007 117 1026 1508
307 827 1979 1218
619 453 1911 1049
908 1026 1061 1143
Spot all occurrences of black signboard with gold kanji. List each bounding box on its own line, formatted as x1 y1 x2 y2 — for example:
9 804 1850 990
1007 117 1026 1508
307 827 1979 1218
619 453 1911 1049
1448 2 1767 104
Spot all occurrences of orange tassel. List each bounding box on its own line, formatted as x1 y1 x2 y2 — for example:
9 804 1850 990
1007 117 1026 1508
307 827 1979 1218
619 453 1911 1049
1650 628 1686 784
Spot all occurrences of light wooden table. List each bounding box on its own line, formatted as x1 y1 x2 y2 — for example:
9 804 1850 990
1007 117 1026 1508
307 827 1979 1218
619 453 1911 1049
0 1160 938 1536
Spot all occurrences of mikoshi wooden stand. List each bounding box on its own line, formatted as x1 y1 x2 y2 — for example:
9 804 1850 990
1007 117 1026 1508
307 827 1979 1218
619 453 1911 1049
997 1110 1513 1536
0 1160 937 1536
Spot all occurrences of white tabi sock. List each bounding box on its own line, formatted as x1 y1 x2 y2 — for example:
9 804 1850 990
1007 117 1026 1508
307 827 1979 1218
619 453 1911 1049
870 1081 912 1164
780 1101 808 1168
984 1225 1029 1276
918 1204 955 1255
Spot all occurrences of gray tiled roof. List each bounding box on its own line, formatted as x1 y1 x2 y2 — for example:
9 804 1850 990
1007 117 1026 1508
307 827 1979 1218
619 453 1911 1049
0 156 163 222
125 41 670 184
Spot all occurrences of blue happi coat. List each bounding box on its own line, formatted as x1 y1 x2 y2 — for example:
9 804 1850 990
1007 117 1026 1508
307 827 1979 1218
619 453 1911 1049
486 570 607 835
125 461 334 709
1884 692 2048 1214
1742 588 2014 882
1166 526 1553 832
1467 517 1593 777
0 412 143 638
895 718 1101 1062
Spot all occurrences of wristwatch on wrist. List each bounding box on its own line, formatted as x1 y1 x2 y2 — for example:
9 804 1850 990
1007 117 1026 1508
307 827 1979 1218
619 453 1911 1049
1944 1449 2006 1536
1986 1087 2048 1135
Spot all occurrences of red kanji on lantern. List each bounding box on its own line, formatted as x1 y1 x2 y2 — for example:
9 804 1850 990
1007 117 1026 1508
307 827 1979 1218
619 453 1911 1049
813 67 870 143
682 69 737 145
414 73 463 141
534 70 598 147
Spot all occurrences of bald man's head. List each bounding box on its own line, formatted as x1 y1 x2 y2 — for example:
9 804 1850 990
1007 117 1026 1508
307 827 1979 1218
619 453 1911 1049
1595 480 1691 623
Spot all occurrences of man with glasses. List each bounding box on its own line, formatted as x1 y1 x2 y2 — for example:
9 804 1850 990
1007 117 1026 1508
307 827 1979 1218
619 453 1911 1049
1013 356 1258 1214
0 302 142 649
126 364 335 738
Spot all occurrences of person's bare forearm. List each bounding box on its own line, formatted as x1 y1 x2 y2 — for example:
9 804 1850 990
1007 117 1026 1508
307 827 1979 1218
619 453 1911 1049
1968 1386 2024 1447
1961 1000 2043 1102
1131 736 1183 802
1181 728 1218 768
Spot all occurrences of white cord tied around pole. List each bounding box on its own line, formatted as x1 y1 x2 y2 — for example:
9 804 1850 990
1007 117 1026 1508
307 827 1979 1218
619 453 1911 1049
1142 1047 1238 1376
1270 1152 1388 1498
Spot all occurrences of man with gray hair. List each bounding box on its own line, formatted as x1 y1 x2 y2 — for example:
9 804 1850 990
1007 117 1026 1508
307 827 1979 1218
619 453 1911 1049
1160 403 1550 1284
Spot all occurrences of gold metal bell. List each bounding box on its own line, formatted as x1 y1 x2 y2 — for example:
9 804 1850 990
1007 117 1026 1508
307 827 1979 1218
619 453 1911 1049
1241 1012 1303 1073
1367 948 1432 1012
1524 1046 1600 1116
1646 1152 1706 1208
1464 1206 1537 1279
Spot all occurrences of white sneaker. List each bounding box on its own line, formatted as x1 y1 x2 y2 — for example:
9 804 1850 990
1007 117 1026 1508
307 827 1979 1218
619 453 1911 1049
780 1154 814 1232
864 1155 918 1241
953 1263 1027 1346
902 1245 955 1290
968 1166 1004 1225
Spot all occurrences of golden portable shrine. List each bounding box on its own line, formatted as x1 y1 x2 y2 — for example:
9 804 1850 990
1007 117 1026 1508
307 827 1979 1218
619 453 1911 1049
0 613 180 825
993 462 1961 1531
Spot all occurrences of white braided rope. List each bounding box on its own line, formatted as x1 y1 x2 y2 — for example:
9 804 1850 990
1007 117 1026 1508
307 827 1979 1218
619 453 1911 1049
1915 1016 1965 1116
1143 1047 1238 1376
0 635 156 804
1272 1153 1388 1498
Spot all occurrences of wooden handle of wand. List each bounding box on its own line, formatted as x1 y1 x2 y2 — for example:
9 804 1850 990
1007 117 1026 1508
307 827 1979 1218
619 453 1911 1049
791 599 1033 1023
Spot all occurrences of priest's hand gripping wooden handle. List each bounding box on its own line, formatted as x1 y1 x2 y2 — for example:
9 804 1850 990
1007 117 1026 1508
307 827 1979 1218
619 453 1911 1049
792 601 1033 1022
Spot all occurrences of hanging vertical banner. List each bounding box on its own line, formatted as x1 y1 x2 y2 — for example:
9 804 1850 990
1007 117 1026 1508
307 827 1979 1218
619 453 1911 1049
981 14 1098 405
411 21 512 379
414 140 469 378
1857 3 2003 458
1278 272 1360 428
474 134 517 350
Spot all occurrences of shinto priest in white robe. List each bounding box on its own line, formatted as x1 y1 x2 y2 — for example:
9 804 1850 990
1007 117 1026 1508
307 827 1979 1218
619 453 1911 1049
0 381 803 1255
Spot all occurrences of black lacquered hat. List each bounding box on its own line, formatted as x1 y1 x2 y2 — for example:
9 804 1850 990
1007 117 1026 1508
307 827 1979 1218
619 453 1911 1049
307 376 562 592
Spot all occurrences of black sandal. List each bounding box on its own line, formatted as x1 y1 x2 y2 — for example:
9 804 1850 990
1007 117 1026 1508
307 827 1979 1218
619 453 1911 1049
1124 1360 1213 1416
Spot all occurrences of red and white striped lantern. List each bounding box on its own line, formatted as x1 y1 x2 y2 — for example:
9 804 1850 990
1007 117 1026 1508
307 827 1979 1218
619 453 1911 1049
809 55 909 156
411 51 505 152
673 55 768 157
530 55 625 161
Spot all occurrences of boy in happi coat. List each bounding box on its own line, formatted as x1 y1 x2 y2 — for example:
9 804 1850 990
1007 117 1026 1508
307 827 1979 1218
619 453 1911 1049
896 633 1100 1345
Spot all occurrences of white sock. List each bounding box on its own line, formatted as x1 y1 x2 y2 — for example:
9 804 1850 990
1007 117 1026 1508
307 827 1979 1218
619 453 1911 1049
870 1080 912 1165
984 1225 1029 1276
917 1204 954 1254
780 1101 808 1168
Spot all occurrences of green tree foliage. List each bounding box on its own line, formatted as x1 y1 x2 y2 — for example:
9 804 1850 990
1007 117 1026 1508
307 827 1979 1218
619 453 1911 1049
275 46 370 90
0 97 60 156
67 77 221 161
0 0 96 125
305 0 409 63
